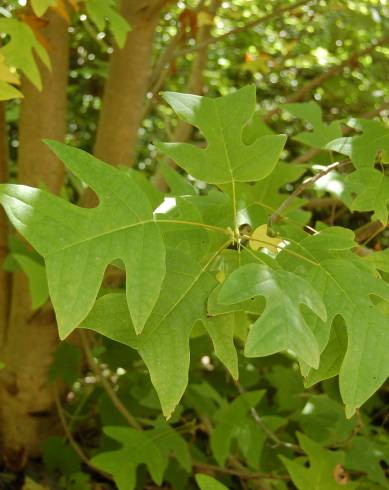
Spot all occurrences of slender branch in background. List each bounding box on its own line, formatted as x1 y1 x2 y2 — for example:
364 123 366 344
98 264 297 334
146 0 314 119
264 38 389 122
79 330 142 430
235 382 303 454
152 0 222 190
269 159 351 227
303 196 343 210
361 224 386 246
146 0 212 104
175 0 314 57
355 220 386 243
143 28 185 120
148 27 185 92
269 158 351 229
54 384 113 480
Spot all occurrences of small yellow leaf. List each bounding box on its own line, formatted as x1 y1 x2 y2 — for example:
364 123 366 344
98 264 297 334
216 270 225 283
249 224 282 253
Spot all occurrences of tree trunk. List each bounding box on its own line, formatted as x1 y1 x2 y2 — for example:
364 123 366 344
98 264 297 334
93 1 166 167
0 103 9 349
0 10 69 468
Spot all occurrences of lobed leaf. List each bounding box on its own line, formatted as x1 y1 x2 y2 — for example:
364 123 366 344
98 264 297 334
0 141 166 337
218 264 327 368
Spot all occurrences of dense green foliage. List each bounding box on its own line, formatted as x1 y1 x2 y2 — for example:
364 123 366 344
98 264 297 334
0 1 388 489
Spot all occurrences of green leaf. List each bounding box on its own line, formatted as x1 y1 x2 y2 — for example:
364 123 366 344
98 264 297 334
280 433 357 490
297 395 357 446
218 264 326 368
0 141 166 338
363 248 389 273
158 161 197 196
91 427 165 490
210 390 265 466
235 162 307 226
278 229 389 415
81 249 219 418
60 472 91 490
31 0 56 16
12 253 49 309
204 313 239 379
0 18 50 90
238 415 286 468
326 119 389 168
268 365 305 412
155 196 209 259
149 419 191 473
42 436 81 475
86 0 131 48
48 342 81 385
157 87 287 217
304 317 348 387
346 168 389 224
346 437 389 488
242 111 275 144
284 102 342 149
0 80 22 101
127 168 164 210
195 474 229 490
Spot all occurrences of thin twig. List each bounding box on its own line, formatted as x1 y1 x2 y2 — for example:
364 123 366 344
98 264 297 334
79 330 142 430
264 39 388 122
269 159 351 227
361 223 387 246
175 0 314 57
355 220 384 243
54 384 113 481
235 382 303 454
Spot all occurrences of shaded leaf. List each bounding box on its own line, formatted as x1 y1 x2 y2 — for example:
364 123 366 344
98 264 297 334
346 168 389 224
326 119 389 168
91 427 165 490
280 433 357 489
195 474 229 490
12 253 48 309
211 390 265 466
284 102 341 149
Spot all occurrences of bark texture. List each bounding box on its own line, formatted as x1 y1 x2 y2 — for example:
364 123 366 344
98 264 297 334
0 103 9 348
93 0 167 167
0 10 69 468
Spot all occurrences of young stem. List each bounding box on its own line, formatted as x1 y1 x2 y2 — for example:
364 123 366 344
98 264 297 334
79 330 142 430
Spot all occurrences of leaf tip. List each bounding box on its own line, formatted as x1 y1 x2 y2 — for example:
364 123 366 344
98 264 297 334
345 404 357 419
